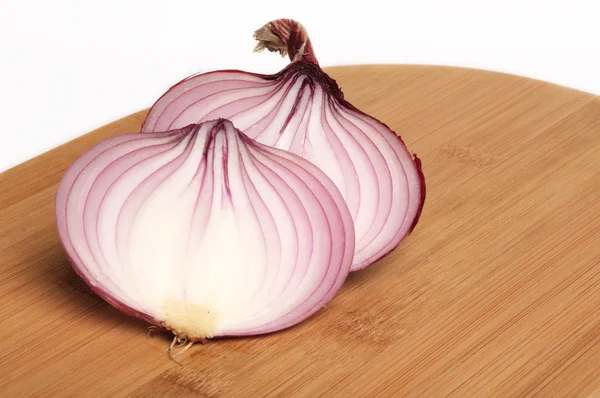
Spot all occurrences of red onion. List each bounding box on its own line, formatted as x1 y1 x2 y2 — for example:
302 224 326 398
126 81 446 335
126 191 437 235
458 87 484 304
55 119 354 347
142 19 425 271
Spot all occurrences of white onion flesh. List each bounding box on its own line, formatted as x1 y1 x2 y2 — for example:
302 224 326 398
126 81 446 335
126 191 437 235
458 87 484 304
55 119 354 339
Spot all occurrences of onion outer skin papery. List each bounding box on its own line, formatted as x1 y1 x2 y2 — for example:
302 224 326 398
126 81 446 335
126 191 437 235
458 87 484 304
141 19 426 271
55 119 354 341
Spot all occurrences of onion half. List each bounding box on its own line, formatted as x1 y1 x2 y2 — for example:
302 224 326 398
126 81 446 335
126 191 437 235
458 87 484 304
142 19 425 270
55 119 354 341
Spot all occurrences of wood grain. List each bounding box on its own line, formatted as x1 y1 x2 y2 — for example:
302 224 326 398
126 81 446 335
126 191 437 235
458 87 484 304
1 65 600 397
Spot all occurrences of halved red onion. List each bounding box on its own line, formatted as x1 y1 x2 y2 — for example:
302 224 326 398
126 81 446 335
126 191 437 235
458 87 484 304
55 119 354 342
142 19 425 270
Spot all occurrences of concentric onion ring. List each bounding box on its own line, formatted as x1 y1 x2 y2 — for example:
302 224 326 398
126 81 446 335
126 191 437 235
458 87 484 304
56 119 354 340
142 59 425 270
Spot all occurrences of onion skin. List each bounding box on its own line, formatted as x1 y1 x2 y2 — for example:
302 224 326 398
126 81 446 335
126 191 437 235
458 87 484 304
142 19 426 271
409 154 426 234
253 18 318 64
55 120 354 341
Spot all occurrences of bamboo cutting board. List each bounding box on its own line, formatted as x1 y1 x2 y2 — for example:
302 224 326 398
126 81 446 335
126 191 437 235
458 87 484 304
1 65 600 397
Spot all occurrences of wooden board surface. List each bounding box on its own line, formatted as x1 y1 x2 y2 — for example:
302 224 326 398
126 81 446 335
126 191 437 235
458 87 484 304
1 65 600 397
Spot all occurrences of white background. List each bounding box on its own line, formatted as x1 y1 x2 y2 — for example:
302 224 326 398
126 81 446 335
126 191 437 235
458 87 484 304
1 0 599 172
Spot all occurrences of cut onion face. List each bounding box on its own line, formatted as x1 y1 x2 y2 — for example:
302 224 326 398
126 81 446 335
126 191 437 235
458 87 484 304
142 19 425 271
55 119 354 340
